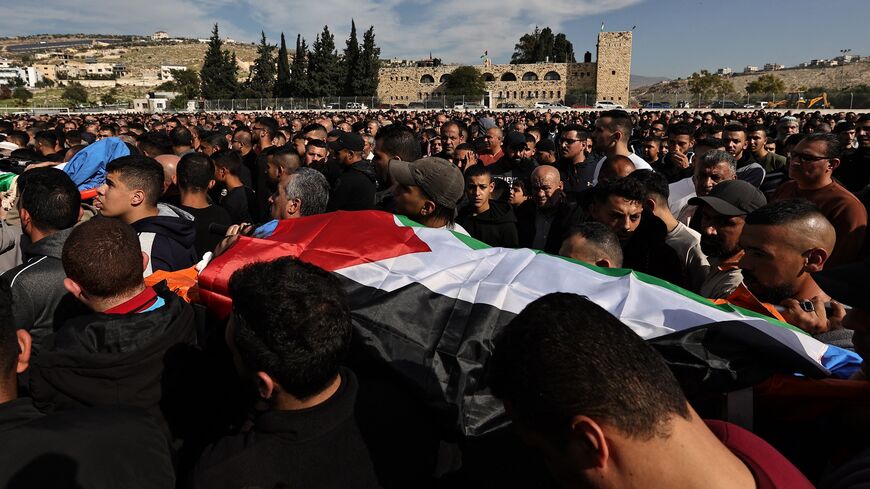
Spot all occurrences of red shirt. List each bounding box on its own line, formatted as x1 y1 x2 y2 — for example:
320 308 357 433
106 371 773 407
104 287 160 315
706 420 813 489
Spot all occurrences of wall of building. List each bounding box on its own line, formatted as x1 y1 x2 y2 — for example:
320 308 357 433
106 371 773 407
594 31 632 104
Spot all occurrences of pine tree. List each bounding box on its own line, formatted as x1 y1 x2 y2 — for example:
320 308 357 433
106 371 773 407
308 26 340 97
343 20 362 95
289 34 309 97
358 25 381 96
200 23 239 99
246 31 276 98
275 33 292 97
553 33 575 63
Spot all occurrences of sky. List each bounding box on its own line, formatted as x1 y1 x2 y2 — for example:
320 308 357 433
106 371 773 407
1 0 867 78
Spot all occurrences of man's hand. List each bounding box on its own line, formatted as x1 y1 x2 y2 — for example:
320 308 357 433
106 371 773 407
213 223 255 258
670 151 690 169
780 296 846 335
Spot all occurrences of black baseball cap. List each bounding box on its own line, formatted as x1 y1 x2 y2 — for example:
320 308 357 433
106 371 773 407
389 157 465 209
688 180 766 217
813 258 870 310
536 138 556 153
328 131 364 152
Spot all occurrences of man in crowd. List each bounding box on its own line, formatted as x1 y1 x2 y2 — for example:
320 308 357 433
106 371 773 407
479 127 504 166
176 153 233 259
96 155 197 275
213 150 259 224
194 257 380 489
231 128 258 188
1 169 82 349
534 138 558 166
558 221 624 268
674 150 738 228
439 120 466 159
265 147 302 188
556 124 594 194
371 123 421 210
268 167 330 222
588 177 684 286
390 156 466 232
170 126 195 157
746 124 786 173
687 179 766 298
591 110 652 184
833 114 870 192
457 164 518 248
489 292 813 489
0 279 176 488
326 131 377 211
723 123 750 166
516 165 576 253
772 133 867 266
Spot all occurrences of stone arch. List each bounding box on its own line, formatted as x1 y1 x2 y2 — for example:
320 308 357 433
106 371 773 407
522 71 539 81
439 74 450 83
543 71 561 81
500 72 517 81
482 72 495 81
420 74 435 84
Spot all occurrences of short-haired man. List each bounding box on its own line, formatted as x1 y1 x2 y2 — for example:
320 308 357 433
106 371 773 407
193 257 380 489
479 126 504 166
723 123 750 166
534 138 558 166
326 131 377 212
439 120 466 159
33 130 63 162
1 169 83 349
833 114 870 192
213 149 259 225
96 155 197 275
0 278 176 488
231 128 258 189
268 167 330 221
689 180 767 299
591 110 652 185
390 156 467 232
673 150 738 228
170 125 195 157
457 164 519 247
515 165 576 253
558 221 624 268
654 124 695 183
372 124 421 210
176 153 233 258
639 136 662 168
556 124 594 193
266 146 302 187
746 124 786 173
30 218 197 423
772 133 867 267
489 293 813 489
588 177 685 286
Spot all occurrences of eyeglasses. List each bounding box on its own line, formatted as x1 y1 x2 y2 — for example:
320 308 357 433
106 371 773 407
560 138 581 145
789 152 829 164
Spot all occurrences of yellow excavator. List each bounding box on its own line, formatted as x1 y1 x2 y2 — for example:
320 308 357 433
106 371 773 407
797 93 831 109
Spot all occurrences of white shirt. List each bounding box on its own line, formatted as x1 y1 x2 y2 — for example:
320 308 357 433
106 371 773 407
665 222 710 292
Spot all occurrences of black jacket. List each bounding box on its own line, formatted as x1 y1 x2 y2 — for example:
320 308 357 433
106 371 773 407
457 200 519 248
0 399 175 488
622 211 688 287
515 195 579 254
132 203 198 275
0 227 84 350
193 368 381 489
327 160 378 211
29 284 198 427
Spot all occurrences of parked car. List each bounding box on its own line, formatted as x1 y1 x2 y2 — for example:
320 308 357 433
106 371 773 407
454 102 485 110
546 103 570 109
594 100 625 109
709 100 741 109
643 102 671 109
345 102 368 110
497 102 519 108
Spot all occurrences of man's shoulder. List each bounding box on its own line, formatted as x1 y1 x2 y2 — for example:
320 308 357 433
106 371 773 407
0 254 58 285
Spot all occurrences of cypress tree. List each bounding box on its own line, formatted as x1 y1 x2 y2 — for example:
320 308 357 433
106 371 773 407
359 25 381 97
343 20 362 95
247 31 276 98
275 33 292 97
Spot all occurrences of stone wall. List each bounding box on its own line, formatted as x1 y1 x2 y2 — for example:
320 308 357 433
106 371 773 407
378 61 597 108
595 31 632 104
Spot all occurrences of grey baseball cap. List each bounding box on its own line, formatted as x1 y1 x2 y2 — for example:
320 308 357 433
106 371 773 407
389 157 465 209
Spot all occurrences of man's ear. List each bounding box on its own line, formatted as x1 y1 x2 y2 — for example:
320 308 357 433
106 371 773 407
15 329 31 375
569 415 610 470
829 157 841 171
207 179 216 190
595 259 613 269
171 174 178 186
256 371 277 400
286 198 301 217
130 189 146 207
419 199 437 217
18 207 31 229
645 197 657 212
142 251 150 273
63 277 83 298
805 247 829 273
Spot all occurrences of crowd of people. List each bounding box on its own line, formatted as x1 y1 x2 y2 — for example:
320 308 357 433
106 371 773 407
0 105 869 488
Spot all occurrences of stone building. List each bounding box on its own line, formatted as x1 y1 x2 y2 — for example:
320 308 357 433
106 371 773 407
377 31 632 108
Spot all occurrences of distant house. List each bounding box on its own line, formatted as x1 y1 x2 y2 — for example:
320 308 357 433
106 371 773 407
743 66 759 73
152 31 169 41
716 67 732 76
763 63 784 71
160 64 187 81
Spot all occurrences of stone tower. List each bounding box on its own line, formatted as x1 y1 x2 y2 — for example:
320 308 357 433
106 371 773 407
595 31 632 105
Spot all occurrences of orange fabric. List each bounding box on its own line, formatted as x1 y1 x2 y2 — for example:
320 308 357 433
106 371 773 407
144 266 199 303
79 188 98 200
710 282 787 322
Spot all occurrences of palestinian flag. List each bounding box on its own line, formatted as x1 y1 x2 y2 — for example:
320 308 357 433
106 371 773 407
198 211 861 436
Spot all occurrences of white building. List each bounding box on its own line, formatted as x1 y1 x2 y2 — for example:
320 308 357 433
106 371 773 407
763 63 784 71
0 65 41 88
716 67 732 76
160 64 187 81
152 31 169 40
132 91 178 112
743 66 759 73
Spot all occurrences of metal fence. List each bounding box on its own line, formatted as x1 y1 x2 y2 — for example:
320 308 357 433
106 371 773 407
636 92 868 110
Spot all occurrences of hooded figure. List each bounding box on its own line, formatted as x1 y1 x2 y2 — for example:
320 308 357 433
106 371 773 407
132 203 197 275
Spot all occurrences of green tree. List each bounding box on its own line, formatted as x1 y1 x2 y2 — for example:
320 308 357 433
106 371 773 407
13 86 33 104
100 87 119 105
170 96 189 110
274 33 292 97
511 27 574 64
245 31 276 98
444 66 485 98
200 24 239 99
746 74 787 95
343 20 363 95
288 34 310 97
63 82 89 105
307 26 341 97
688 70 736 100
358 25 381 97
